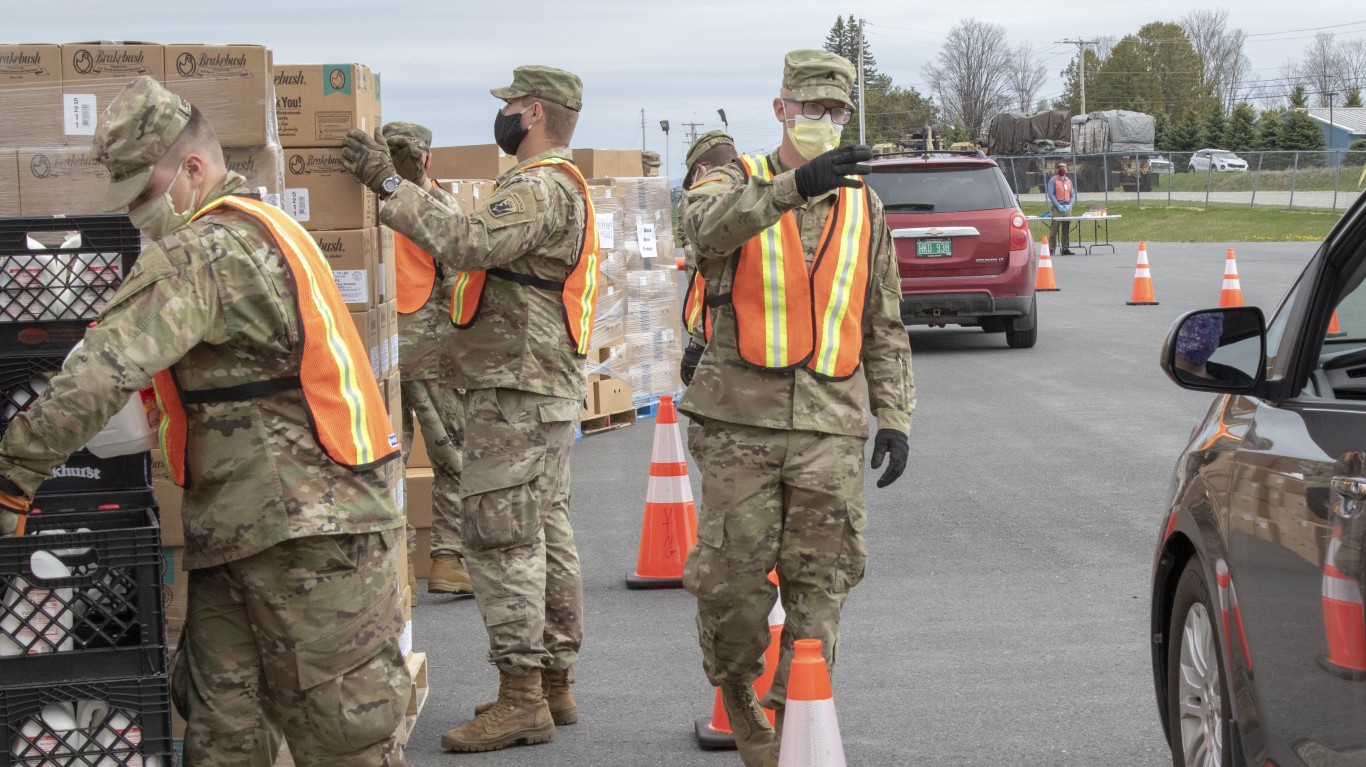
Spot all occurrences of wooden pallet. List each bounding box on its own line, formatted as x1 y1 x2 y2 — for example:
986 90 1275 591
580 407 636 436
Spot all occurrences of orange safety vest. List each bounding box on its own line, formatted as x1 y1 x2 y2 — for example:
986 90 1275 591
394 231 438 315
448 158 600 357
1052 174 1072 204
682 270 712 341
152 195 400 488
728 154 872 381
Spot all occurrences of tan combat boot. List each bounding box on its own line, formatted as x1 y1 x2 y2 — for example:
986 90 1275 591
440 671 553 752
720 682 774 767
475 668 577 726
427 554 473 595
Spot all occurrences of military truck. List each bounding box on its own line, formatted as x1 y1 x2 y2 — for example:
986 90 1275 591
985 110 1071 193
1068 110 1157 193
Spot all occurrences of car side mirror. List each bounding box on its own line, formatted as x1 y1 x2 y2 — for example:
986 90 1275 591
1161 307 1267 392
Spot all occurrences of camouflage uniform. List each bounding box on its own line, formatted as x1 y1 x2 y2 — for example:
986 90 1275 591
679 52 915 761
0 78 408 766
381 149 586 676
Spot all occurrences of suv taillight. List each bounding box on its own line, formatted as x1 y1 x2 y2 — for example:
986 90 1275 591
1009 211 1028 251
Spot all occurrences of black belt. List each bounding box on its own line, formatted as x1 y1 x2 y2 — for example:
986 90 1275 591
489 267 564 293
182 376 303 405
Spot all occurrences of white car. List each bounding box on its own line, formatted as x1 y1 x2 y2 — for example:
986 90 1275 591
1148 156 1175 174
1188 148 1248 173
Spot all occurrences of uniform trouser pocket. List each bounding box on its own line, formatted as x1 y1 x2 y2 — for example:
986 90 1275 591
832 500 869 593
460 448 548 549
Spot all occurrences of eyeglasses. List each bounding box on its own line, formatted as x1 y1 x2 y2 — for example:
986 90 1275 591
783 100 853 125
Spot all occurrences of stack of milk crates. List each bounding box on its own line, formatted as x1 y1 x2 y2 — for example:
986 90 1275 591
0 212 170 767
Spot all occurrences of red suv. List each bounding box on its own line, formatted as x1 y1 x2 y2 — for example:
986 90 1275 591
864 152 1038 348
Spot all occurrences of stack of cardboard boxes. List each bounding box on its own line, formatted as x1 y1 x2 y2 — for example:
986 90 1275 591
0 42 285 215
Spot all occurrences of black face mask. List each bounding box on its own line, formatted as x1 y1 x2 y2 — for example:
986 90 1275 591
494 107 529 156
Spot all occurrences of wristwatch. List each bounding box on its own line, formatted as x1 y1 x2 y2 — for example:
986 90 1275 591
379 174 404 199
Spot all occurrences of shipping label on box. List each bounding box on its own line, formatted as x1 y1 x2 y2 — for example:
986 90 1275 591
274 63 380 148
284 148 375 230
312 228 380 310
164 45 272 147
18 147 109 215
61 43 164 143
0 44 64 146
0 150 18 217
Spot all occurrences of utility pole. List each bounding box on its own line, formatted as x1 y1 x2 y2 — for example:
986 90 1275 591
1058 39 1098 115
681 120 705 150
858 18 867 145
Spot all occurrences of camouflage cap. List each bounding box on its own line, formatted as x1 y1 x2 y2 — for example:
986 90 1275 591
93 75 192 211
382 121 433 152
641 150 661 166
783 50 855 109
490 65 583 112
685 130 735 169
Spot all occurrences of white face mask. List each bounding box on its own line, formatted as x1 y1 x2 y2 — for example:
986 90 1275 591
784 105 843 160
128 162 200 240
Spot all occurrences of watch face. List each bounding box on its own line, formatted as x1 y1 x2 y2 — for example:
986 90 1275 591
383 176 402 194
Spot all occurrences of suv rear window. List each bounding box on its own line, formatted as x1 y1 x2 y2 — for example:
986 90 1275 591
865 166 1014 214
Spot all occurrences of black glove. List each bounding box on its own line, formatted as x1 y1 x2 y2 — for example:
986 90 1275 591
794 145 874 199
680 341 705 386
341 128 398 195
870 429 909 488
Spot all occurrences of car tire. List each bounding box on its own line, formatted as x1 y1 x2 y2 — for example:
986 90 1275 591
1005 300 1037 349
1166 559 1233 767
1188 165 1198 174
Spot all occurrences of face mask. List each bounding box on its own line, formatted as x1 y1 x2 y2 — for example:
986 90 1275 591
128 163 200 240
494 106 532 156
1058 169 1067 177
785 105 843 161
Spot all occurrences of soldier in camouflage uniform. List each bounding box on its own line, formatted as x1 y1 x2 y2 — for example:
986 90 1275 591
343 65 589 753
0 77 409 766
381 121 473 597
678 130 737 389
680 51 915 767
641 149 662 177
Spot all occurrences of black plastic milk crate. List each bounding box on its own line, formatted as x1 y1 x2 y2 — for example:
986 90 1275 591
0 502 166 686
0 675 171 767
0 355 151 496
0 215 141 358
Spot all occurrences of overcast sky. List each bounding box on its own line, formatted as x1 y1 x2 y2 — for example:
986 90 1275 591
10 2 1362 180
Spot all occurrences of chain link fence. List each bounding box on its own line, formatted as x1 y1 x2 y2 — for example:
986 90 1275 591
993 151 1366 211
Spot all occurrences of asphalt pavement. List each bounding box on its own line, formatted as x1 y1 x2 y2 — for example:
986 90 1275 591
405 240 1323 766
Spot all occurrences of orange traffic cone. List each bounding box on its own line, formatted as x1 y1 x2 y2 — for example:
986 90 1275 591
778 639 845 767
1035 237 1058 292
627 394 699 589
1319 527 1366 679
695 687 736 749
696 574 784 749
1126 242 1159 306
1220 248 1244 307
1330 311 1346 337
1215 559 1253 674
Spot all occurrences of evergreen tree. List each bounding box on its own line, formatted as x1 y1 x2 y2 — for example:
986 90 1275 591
1222 102 1258 151
822 15 883 96
1054 48 1103 114
1346 88 1363 108
1290 84 1309 109
1154 112 1172 150
1168 107 1204 152
1281 108 1326 151
1253 109 1282 151
1202 109 1228 148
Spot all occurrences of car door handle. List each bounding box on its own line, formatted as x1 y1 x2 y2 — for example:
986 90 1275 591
1331 476 1366 518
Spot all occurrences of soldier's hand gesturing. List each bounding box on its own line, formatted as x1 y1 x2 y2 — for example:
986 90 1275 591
385 134 430 189
794 145 873 199
870 428 909 488
342 128 398 195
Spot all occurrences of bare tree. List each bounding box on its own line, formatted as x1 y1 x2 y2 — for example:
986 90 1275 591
1181 9 1250 114
1300 31 1344 107
1005 42 1048 113
922 18 1012 137
1340 38 1366 96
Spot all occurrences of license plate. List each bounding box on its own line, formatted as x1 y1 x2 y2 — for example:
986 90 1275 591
916 238 952 258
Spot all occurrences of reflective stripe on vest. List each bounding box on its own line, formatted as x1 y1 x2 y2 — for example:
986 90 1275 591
682 270 712 341
394 231 437 315
1053 175 1072 204
447 158 600 356
730 155 872 380
153 195 400 487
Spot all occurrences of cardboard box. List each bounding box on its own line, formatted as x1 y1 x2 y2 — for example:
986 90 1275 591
0 150 18 216
273 63 380 148
405 468 434 528
164 45 272 146
383 299 399 378
384 369 402 449
429 144 515 181
61 42 164 144
0 44 64 147
377 227 396 304
153 478 185 547
438 179 497 214
348 306 382 379
594 377 633 415
573 149 645 179
283 147 375 230
313 228 381 310
222 144 284 198
18 147 108 215
406 419 430 468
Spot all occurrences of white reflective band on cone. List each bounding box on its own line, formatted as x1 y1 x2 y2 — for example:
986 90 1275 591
779 699 846 767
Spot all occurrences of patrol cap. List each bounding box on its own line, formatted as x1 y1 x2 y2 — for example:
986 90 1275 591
490 65 583 112
642 150 661 166
782 50 856 109
382 121 433 152
685 130 735 169
93 75 193 211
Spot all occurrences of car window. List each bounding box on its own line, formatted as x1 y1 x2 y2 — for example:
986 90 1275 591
1301 240 1366 399
1213 151 1236 159
865 167 1013 214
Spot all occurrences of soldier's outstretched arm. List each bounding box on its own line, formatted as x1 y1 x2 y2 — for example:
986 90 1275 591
0 238 222 495
683 164 804 260
861 221 915 436
380 175 560 273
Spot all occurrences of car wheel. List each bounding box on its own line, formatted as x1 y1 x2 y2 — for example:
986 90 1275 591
1005 300 1037 349
1188 165 1198 174
1166 559 1233 767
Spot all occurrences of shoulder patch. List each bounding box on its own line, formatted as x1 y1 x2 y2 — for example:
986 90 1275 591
488 197 522 218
